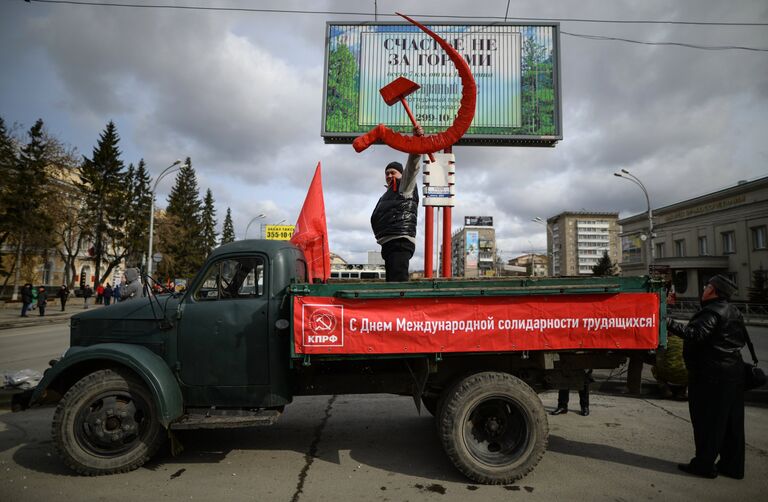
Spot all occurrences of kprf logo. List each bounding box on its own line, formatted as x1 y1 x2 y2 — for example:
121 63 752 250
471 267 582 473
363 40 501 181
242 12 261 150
302 304 344 347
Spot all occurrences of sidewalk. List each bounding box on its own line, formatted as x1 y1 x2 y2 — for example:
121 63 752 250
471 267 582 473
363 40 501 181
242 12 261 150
0 300 105 329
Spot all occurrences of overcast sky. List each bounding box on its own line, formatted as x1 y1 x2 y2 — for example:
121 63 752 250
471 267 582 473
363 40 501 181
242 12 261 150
1 0 767 268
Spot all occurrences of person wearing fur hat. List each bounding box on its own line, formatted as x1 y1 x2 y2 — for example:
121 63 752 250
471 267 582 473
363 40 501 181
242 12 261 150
667 274 747 480
370 126 423 282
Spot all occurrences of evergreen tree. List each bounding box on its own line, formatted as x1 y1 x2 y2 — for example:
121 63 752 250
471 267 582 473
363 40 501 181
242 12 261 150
1 119 58 295
163 157 204 277
221 207 235 245
78 121 127 285
0 117 18 256
200 188 218 254
123 159 153 267
592 251 615 276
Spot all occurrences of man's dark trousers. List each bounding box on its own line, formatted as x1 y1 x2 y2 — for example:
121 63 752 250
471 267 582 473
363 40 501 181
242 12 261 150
688 380 745 477
381 239 415 282
557 387 589 409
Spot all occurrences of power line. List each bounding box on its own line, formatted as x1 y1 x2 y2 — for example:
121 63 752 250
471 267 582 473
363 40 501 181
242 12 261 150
562 31 768 52
26 0 768 27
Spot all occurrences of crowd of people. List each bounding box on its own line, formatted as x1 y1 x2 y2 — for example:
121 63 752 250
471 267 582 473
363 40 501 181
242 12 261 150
18 267 145 317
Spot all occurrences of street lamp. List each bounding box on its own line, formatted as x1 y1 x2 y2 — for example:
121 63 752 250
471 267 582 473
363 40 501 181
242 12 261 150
614 169 654 270
147 159 186 278
243 214 266 239
532 217 554 275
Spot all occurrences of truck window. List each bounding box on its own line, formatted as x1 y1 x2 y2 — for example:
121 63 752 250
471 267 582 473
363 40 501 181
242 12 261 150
194 256 265 301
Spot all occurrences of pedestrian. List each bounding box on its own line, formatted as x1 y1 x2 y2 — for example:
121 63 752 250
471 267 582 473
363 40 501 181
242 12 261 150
667 274 747 480
103 283 113 306
37 286 48 316
551 369 592 416
30 285 38 312
57 284 70 311
20 283 33 317
83 284 93 309
113 283 122 303
370 125 423 282
121 268 142 302
96 283 105 304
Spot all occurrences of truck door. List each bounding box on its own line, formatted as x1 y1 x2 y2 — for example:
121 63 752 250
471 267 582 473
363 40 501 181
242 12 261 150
177 254 270 387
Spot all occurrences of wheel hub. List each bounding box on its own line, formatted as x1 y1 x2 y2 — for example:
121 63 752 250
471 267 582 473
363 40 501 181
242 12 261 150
78 394 144 451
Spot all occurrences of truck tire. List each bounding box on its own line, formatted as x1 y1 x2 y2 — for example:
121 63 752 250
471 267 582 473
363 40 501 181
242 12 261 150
438 371 548 484
52 368 165 475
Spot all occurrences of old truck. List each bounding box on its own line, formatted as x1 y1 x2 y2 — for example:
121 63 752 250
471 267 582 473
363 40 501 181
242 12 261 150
19 240 665 483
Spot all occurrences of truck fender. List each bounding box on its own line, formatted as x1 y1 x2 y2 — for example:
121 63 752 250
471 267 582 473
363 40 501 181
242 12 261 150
30 343 183 428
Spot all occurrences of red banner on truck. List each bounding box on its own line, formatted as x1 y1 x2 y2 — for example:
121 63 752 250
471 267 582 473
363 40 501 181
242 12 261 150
293 293 659 355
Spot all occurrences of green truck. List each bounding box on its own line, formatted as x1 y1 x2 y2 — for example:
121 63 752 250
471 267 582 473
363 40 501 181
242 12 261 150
19 240 665 484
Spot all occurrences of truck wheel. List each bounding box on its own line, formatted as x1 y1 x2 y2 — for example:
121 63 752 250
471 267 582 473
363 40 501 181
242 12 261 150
438 372 548 484
52 368 165 475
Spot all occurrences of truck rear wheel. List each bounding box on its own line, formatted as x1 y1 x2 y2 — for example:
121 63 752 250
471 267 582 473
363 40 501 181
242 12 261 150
438 371 548 484
52 368 165 475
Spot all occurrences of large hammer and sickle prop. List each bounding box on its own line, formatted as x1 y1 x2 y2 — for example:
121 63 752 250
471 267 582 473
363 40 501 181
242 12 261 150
352 13 477 156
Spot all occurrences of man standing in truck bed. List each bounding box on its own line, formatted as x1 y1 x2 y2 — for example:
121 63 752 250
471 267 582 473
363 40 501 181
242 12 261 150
370 126 422 282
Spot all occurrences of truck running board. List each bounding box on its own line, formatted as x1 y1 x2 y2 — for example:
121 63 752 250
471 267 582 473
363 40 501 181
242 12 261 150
170 409 281 430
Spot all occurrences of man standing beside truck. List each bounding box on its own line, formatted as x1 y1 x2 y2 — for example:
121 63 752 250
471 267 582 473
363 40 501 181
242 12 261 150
370 126 422 282
667 274 746 480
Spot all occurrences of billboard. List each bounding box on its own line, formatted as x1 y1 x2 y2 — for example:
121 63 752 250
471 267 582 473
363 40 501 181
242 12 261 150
265 225 296 240
322 22 561 147
465 216 493 227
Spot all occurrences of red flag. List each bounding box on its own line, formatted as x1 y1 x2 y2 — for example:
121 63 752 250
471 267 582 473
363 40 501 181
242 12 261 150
291 162 330 283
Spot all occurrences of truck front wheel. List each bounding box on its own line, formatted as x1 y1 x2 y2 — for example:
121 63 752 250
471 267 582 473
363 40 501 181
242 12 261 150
52 368 165 475
438 372 548 484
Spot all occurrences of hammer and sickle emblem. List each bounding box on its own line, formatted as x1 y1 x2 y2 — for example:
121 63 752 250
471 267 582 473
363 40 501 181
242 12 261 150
352 13 477 156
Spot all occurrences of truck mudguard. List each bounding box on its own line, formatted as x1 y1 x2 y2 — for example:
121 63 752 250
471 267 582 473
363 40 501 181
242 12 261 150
31 343 184 428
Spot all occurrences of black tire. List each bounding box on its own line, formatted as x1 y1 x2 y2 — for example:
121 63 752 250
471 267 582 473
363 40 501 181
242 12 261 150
52 368 165 475
438 371 548 484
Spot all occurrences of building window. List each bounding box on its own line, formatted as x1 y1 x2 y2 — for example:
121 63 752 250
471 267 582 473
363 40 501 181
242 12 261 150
674 239 686 257
721 231 735 254
752 226 767 250
698 236 708 256
655 242 665 259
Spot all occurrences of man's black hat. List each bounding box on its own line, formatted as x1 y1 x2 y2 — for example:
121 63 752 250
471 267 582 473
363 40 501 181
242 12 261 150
708 274 737 299
385 161 403 174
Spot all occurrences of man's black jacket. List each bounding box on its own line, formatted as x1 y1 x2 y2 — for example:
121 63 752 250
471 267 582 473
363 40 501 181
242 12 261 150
668 298 747 384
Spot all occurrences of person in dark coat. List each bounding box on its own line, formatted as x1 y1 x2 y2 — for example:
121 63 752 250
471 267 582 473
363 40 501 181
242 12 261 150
667 274 747 480
57 284 70 311
83 285 93 309
370 126 422 282
20 283 33 317
103 283 114 306
37 286 48 316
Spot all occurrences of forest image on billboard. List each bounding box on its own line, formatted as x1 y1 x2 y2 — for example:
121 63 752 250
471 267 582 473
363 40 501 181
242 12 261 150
323 23 559 144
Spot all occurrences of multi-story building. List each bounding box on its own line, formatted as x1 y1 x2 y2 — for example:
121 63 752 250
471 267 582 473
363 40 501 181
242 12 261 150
507 254 548 277
450 217 497 278
618 176 768 302
546 212 621 276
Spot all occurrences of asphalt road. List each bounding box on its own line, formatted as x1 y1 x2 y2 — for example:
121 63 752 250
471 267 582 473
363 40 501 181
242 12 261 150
1 323 767 501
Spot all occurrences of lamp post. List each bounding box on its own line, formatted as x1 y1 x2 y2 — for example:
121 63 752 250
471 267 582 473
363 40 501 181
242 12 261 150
147 160 185 278
614 169 654 271
532 217 554 275
243 214 266 239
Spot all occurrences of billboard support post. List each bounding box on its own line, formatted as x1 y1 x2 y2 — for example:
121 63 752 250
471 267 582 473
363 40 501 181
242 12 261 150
425 207 434 278
441 146 453 278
